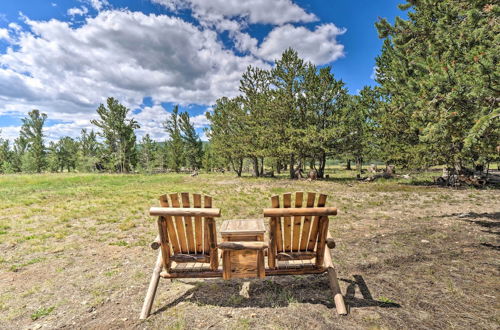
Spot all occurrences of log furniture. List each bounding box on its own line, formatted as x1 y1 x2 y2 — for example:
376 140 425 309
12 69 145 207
140 191 347 319
219 219 267 279
140 192 220 319
264 192 347 315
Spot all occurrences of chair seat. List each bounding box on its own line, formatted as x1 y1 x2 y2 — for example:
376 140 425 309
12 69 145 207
276 258 317 269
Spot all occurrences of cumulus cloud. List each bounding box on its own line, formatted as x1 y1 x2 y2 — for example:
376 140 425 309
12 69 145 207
86 0 110 12
67 7 89 17
0 28 11 42
254 24 346 65
0 11 268 119
152 0 317 26
0 1 346 142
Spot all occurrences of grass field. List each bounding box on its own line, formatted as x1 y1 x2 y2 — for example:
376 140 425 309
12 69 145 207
0 171 498 329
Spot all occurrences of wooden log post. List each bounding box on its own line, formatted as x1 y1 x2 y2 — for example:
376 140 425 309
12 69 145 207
324 231 347 315
139 252 163 319
268 218 277 268
315 216 329 267
157 216 171 271
150 235 161 250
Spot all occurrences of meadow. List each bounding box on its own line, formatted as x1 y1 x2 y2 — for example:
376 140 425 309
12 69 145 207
0 170 498 329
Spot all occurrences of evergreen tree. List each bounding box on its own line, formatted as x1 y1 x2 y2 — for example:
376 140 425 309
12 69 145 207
179 112 203 171
20 110 47 173
271 48 306 178
0 131 14 173
375 0 499 171
206 97 246 176
164 105 185 172
239 66 272 176
139 134 157 173
78 129 100 172
91 97 140 173
343 86 379 173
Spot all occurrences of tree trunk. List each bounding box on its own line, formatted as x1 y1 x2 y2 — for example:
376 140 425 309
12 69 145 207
276 159 281 174
318 152 326 179
260 157 264 176
289 154 295 179
252 157 259 177
346 159 351 170
355 157 362 174
236 158 243 177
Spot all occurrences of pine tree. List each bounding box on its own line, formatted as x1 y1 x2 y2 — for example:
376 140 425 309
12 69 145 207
343 87 379 173
0 131 14 173
206 97 246 176
164 105 185 172
375 0 499 171
271 48 306 178
139 134 157 173
179 112 203 171
91 97 140 173
20 110 47 173
78 129 100 172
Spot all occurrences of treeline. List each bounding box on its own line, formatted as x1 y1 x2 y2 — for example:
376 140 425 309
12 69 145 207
207 0 499 178
0 99 203 174
0 1 497 177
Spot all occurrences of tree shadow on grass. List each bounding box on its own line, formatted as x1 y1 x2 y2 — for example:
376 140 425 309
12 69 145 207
153 273 399 316
444 212 500 250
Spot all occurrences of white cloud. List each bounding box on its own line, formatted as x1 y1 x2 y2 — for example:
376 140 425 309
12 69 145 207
8 23 22 31
134 104 169 141
0 11 267 118
0 28 11 42
0 126 21 141
190 113 209 128
67 7 89 17
86 0 110 12
152 0 317 26
254 24 346 65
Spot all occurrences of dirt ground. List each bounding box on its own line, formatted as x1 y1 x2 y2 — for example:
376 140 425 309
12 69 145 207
0 172 498 329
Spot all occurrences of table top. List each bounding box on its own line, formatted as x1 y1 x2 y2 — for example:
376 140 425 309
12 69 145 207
220 219 266 235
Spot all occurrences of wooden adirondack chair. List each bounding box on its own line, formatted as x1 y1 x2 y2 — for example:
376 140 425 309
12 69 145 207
140 193 220 319
263 192 347 315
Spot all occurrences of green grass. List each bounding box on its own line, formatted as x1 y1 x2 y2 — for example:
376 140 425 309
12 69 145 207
31 306 55 320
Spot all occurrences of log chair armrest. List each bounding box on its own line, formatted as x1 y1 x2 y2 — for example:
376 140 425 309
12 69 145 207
263 207 337 217
150 207 221 217
218 241 268 251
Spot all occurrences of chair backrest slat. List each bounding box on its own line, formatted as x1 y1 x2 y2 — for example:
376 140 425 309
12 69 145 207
181 192 196 253
307 194 327 251
282 193 292 251
203 196 212 254
193 193 203 254
299 192 316 250
169 193 188 253
291 191 303 251
159 195 180 254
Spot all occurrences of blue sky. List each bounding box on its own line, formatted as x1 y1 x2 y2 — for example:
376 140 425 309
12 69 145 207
0 0 407 142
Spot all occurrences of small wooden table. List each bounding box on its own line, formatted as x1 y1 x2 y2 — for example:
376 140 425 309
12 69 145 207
220 219 266 279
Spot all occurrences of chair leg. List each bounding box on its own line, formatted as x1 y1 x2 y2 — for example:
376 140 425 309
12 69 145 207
327 266 348 315
140 252 163 319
